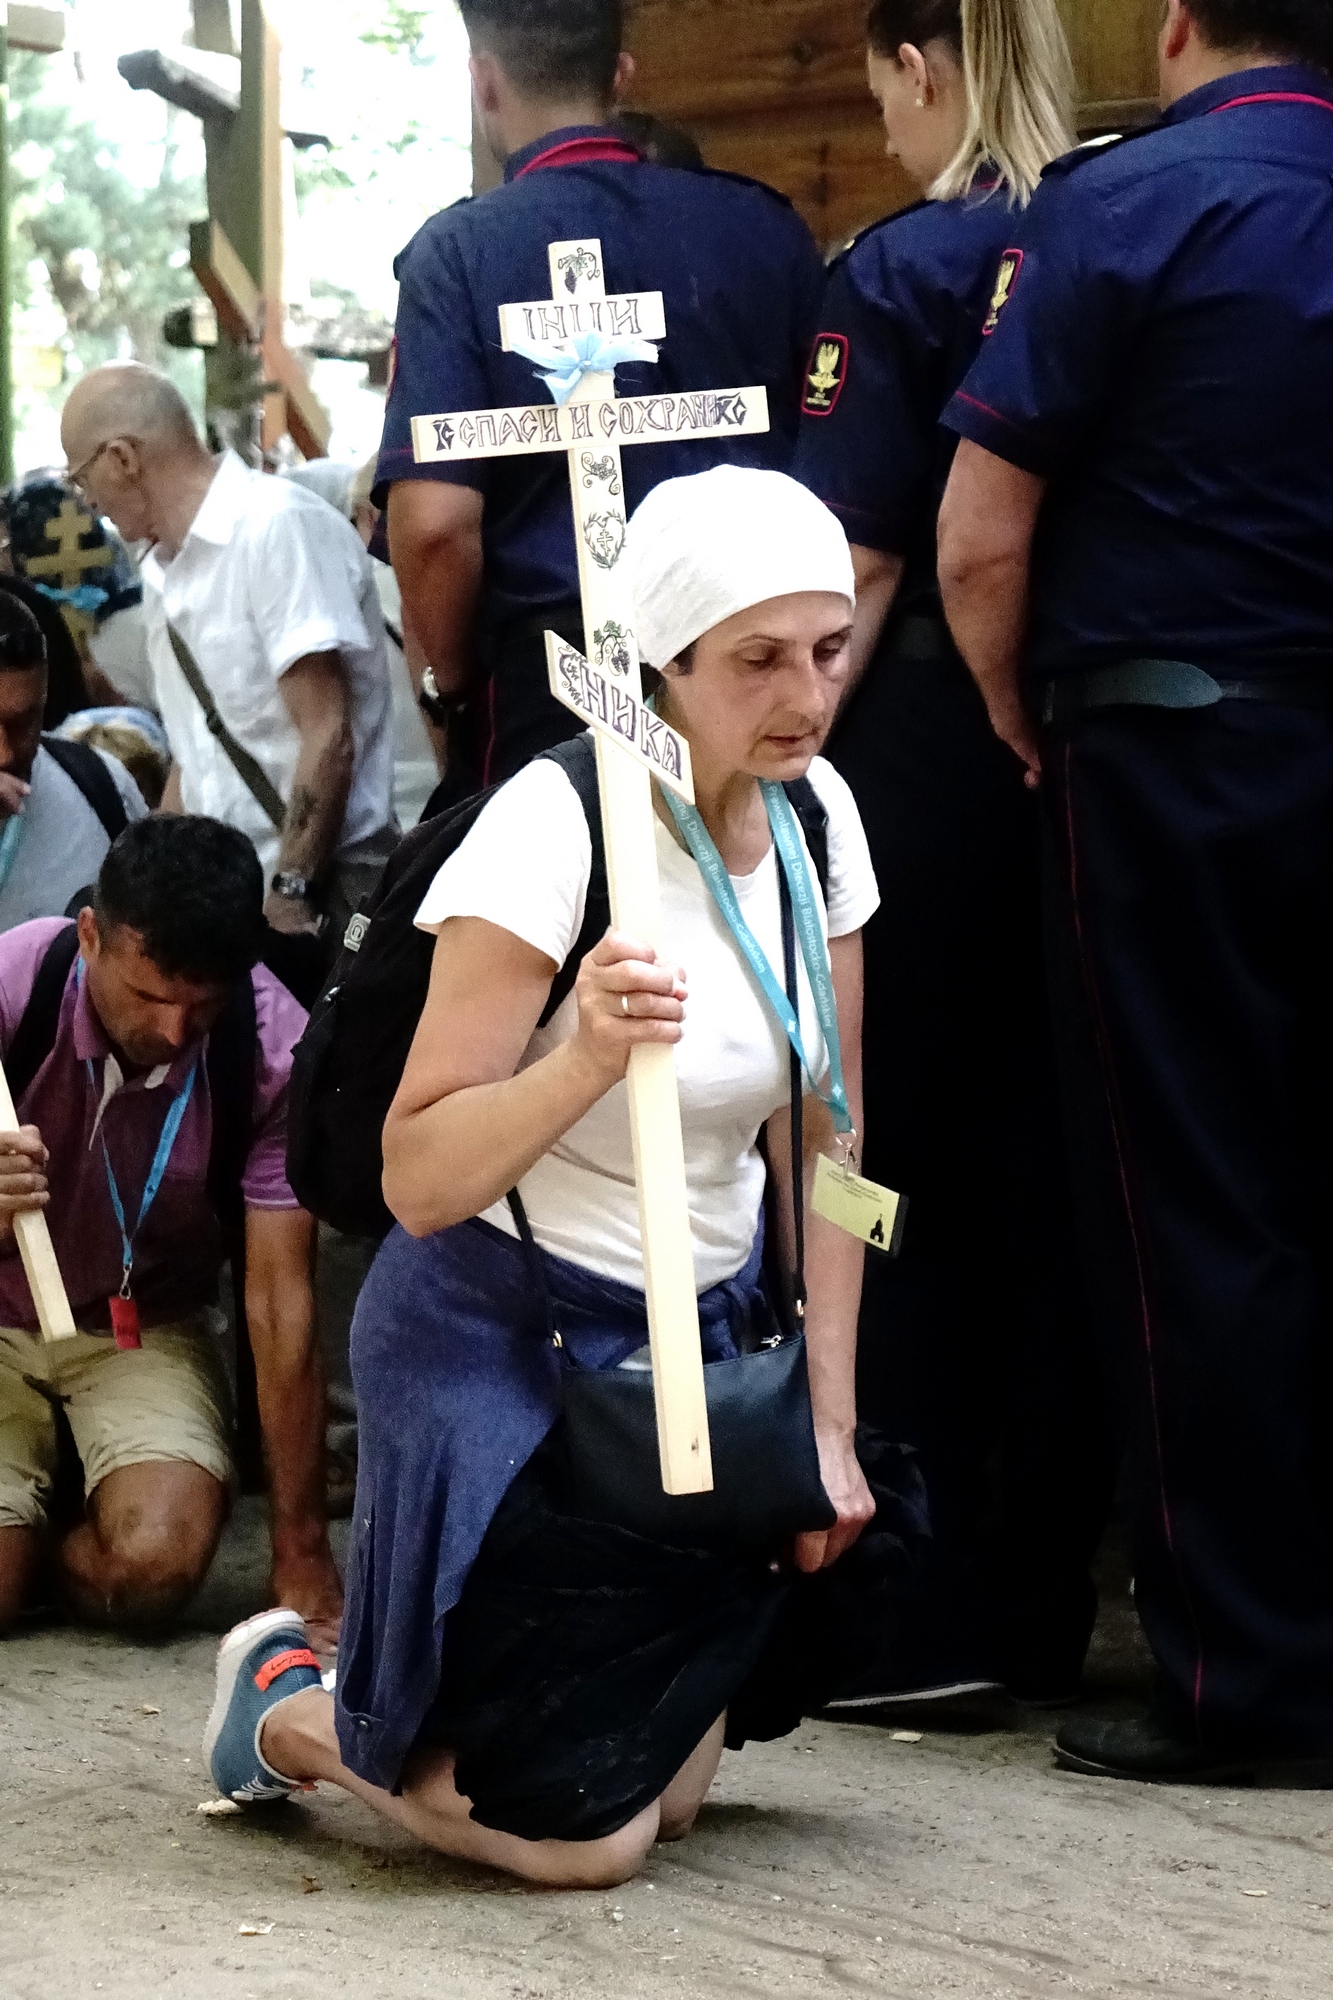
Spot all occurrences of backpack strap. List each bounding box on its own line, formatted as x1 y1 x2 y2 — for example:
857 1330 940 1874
6 923 81 1105
782 775 830 902
537 733 609 1028
205 971 259 1239
40 737 130 845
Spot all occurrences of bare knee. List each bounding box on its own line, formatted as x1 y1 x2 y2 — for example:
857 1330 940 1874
64 1468 226 1627
536 1808 660 1890
0 1525 42 1635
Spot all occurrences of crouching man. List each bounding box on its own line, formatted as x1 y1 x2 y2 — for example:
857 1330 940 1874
0 815 341 1649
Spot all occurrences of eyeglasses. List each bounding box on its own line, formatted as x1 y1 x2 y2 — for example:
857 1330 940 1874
66 438 118 498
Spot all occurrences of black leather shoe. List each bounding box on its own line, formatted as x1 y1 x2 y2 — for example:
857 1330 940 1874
1055 1709 1333 1787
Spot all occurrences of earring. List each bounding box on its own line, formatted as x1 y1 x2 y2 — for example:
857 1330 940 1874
916 97 925 108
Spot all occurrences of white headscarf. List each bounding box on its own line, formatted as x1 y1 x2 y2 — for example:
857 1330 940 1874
628 465 856 669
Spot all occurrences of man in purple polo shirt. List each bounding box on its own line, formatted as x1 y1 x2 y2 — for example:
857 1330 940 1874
0 816 342 1649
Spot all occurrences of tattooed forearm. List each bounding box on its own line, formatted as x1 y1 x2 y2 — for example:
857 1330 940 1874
274 652 355 885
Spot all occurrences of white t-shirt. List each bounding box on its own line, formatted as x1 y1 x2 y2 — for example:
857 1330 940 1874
141 453 395 881
415 754 879 1292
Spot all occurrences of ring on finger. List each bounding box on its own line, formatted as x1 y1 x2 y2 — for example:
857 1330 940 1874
621 993 631 1017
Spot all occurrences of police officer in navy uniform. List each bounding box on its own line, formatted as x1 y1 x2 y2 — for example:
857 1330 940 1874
793 0 1111 1707
939 0 1333 1780
377 0 823 800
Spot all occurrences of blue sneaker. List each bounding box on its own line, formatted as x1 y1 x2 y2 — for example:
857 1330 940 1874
202 1608 324 1803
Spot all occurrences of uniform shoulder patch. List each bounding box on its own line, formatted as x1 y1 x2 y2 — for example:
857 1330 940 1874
803 333 849 417
981 250 1023 336
1042 126 1159 180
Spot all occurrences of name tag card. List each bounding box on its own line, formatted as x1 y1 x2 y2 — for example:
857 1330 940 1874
411 387 770 465
812 1153 907 1256
546 636 695 802
498 291 667 350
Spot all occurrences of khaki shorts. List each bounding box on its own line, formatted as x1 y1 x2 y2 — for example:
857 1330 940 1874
0 1313 233 1530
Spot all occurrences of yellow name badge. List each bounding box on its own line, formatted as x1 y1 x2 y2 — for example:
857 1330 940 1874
812 1153 907 1256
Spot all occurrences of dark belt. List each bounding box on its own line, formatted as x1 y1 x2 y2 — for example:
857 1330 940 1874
1041 658 1333 726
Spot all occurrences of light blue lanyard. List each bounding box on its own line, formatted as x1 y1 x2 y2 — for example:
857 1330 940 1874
86 1056 199 1295
0 812 26 896
662 781 853 1134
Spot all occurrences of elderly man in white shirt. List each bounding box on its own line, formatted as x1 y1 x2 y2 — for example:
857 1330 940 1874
59 365 396 942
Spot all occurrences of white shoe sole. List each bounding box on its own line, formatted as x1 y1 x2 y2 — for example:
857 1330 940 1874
824 1678 1004 1710
201 1607 308 1791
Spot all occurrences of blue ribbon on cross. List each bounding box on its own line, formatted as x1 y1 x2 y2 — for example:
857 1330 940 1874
509 331 660 408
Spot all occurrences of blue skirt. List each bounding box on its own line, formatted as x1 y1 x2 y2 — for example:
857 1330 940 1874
334 1215 775 1802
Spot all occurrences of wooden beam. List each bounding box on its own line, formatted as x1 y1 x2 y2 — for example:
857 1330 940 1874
690 100 914 251
190 218 262 341
1058 0 1162 113
268 340 331 459
1079 98 1161 133
627 0 868 122
0 1057 75 1343
8 5 66 55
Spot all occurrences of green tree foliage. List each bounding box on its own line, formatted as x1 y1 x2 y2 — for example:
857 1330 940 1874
10 49 203 373
358 3 435 64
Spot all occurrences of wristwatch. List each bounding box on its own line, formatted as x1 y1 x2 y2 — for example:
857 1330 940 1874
270 871 313 902
419 665 466 729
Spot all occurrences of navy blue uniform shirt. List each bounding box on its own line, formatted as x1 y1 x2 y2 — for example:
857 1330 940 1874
794 182 1022 621
376 126 824 642
943 66 1333 683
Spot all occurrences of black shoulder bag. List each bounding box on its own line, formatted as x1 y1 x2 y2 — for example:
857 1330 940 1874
508 863 836 1554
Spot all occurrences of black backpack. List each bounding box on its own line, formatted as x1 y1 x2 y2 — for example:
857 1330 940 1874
286 731 830 1240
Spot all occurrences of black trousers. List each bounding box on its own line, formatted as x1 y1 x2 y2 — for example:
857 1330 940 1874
442 604 587 806
828 623 1111 1692
1043 701 1333 1750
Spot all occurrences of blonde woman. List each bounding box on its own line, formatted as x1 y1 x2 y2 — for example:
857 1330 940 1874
792 0 1112 1708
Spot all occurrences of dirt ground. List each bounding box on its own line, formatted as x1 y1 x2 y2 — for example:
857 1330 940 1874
3 1499 1331 2000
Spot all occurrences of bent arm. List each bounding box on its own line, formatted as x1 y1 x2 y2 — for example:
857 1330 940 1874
269 651 355 925
836 544 906 722
382 919 685 1239
386 481 485 699
938 440 1047 784
764 929 874 1572
243 1205 342 1651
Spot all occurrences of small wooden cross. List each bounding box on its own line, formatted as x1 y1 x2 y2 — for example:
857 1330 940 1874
24 499 110 593
413 239 772 1496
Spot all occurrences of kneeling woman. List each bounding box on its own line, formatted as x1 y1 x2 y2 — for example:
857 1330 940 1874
205 469 880 1888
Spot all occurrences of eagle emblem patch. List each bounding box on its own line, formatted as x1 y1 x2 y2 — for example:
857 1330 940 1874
803 333 849 417
982 250 1023 336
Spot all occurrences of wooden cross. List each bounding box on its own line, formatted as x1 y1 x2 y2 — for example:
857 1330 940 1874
0 1057 75 1343
187 0 329 459
413 239 771 1496
24 498 108 593
119 0 331 459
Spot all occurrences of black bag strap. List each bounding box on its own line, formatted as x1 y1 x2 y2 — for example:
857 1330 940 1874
6 922 81 1105
205 972 259 1239
40 737 130 844
538 733 609 1028
778 863 806 1319
166 624 288 832
781 774 829 903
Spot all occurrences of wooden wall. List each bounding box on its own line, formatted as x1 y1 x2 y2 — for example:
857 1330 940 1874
623 0 1162 247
